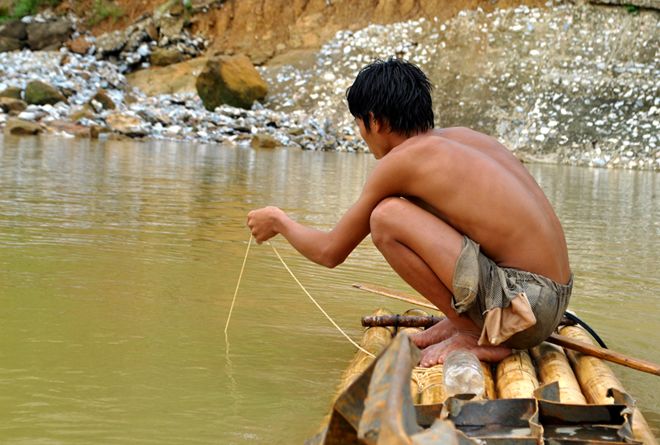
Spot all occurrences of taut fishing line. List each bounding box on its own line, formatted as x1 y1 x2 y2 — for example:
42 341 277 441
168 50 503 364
268 241 375 358
224 233 373 358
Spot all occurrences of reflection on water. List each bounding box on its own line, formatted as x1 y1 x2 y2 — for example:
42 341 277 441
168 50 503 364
0 135 658 443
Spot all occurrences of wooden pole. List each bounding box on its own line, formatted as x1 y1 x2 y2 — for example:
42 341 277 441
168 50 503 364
548 332 660 377
362 314 444 329
353 283 439 312
353 282 660 377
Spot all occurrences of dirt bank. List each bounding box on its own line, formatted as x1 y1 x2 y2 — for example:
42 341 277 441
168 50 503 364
60 0 550 64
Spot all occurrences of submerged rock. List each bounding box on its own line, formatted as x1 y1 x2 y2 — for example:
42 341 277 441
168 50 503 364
196 55 268 110
251 133 279 148
4 117 43 135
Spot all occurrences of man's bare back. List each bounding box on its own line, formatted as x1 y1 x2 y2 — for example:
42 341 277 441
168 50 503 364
379 127 571 285
247 59 571 365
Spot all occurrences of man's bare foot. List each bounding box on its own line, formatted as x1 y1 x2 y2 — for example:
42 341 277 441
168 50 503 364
410 318 457 349
418 332 512 367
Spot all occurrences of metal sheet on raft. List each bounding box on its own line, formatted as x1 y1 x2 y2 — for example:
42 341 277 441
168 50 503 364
308 332 642 445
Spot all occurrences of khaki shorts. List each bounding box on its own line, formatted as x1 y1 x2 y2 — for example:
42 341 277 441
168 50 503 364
451 237 572 350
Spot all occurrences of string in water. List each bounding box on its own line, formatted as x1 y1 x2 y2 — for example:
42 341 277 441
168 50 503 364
224 235 252 342
268 241 375 358
225 234 374 358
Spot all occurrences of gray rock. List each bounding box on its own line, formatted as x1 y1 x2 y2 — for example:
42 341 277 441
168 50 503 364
159 16 186 39
24 80 66 106
0 36 22 52
150 47 185 66
0 20 27 40
90 89 116 110
17 111 38 121
96 30 127 56
0 87 22 99
0 97 27 114
26 19 73 51
105 112 148 137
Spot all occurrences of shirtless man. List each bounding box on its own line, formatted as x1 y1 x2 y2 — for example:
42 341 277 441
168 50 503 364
247 59 572 366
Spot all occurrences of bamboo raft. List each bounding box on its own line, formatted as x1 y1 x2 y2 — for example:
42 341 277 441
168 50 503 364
309 308 658 445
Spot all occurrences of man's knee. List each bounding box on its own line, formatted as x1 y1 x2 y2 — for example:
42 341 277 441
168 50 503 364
370 197 405 247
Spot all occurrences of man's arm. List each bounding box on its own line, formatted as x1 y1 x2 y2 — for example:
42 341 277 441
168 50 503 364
247 154 409 268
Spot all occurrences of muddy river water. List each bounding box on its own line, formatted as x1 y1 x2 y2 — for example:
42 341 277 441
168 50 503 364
0 136 657 443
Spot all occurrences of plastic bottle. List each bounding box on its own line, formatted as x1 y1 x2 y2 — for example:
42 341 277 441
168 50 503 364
442 349 485 398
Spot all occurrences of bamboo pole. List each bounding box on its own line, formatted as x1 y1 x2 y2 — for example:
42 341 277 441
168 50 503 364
399 308 429 404
412 365 446 405
481 362 496 400
336 308 394 395
530 342 586 404
560 326 658 445
353 283 439 312
496 350 539 399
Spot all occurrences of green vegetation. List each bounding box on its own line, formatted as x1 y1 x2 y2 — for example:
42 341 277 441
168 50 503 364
625 4 640 14
0 0 62 21
87 0 124 26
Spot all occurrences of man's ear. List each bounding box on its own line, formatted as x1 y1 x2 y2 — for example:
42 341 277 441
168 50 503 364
369 112 384 133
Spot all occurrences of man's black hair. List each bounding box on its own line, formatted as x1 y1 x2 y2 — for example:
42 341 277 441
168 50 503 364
346 58 434 136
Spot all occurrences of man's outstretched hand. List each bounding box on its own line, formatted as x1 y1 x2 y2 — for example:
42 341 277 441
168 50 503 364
247 206 286 243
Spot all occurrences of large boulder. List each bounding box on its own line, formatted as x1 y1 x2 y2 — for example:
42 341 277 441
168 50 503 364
26 19 73 51
196 55 268 110
24 81 66 105
127 57 207 96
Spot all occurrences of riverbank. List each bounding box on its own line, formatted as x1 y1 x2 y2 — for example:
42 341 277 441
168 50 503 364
1 1 658 169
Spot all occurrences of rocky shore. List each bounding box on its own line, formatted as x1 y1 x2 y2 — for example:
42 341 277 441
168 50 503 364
0 1 658 169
